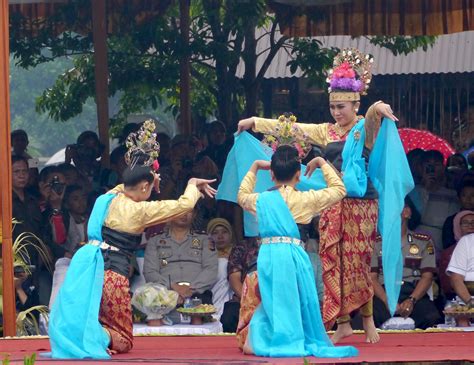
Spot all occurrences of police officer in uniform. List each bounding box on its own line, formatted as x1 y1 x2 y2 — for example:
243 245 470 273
369 198 441 329
143 209 218 307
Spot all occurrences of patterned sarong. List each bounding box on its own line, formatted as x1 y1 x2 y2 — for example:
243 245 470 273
320 198 378 329
236 271 260 350
99 270 133 353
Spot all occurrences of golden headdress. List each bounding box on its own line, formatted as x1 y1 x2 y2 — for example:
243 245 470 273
327 48 373 102
262 113 311 160
125 119 160 170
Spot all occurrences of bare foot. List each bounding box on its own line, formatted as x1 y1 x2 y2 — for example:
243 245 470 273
362 315 380 343
243 339 253 355
331 322 353 344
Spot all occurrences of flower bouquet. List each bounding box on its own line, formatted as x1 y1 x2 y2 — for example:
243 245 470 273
131 283 178 320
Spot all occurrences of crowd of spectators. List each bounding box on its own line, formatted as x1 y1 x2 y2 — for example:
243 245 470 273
7 121 474 335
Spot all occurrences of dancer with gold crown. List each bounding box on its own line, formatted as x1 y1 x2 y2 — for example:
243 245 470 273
48 121 217 359
237 48 414 344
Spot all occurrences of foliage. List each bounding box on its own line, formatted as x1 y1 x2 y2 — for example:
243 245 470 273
368 35 437 56
1 354 36 365
9 0 438 131
9 56 98 157
12 220 53 274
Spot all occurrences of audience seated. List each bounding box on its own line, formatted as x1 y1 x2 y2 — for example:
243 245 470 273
12 156 51 305
141 209 217 325
447 231 474 327
445 154 469 190
368 197 441 329
440 210 474 300
442 176 474 249
220 237 260 332
207 218 235 319
198 120 233 175
409 150 460 251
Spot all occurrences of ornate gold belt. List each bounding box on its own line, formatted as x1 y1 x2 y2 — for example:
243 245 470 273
260 236 305 248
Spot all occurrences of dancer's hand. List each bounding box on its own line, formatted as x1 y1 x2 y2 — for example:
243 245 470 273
304 157 327 178
255 160 271 170
189 178 217 198
237 117 255 134
250 160 270 174
375 102 399 122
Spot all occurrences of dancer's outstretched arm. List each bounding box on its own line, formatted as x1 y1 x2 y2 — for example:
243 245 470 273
237 117 329 147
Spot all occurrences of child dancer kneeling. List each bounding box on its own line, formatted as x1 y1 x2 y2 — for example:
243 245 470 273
236 145 358 358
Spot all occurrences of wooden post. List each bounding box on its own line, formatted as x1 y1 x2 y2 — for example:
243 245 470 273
0 0 16 337
179 0 191 134
92 0 110 166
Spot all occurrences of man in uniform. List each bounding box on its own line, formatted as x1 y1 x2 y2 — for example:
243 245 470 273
143 209 218 308
369 198 441 329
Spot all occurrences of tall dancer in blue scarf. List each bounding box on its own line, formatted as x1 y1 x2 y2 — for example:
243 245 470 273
236 145 358 359
237 48 413 344
48 121 216 359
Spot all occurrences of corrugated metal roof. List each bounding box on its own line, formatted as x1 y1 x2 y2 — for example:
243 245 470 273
236 29 474 79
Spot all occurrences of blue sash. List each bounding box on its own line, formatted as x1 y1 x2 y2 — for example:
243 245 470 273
218 119 414 315
48 193 116 359
249 189 358 358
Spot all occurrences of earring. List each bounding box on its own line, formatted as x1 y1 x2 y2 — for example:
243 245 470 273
355 108 359 113
142 188 146 192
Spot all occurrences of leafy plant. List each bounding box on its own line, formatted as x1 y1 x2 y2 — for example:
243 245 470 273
23 353 36 365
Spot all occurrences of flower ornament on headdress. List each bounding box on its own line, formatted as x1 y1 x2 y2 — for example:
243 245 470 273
262 113 311 160
327 48 373 102
125 119 160 170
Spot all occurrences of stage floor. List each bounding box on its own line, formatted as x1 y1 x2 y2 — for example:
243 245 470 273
1 332 474 364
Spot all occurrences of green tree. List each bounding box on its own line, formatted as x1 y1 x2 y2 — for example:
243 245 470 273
10 0 437 132
9 56 98 156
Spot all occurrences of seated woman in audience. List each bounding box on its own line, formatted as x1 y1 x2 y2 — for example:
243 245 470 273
207 218 235 319
446 213 474 326
220 237 260 333
48 185 90 308
440 210 474 300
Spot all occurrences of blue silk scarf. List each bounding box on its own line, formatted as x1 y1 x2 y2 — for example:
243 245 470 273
48 193 116 359
217 119 414 315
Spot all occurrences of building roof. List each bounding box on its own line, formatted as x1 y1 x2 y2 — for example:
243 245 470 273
236 30 474 79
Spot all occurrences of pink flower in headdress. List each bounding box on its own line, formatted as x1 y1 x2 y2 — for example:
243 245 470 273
294 143 304 157
152 160 160 172
332 62 355 79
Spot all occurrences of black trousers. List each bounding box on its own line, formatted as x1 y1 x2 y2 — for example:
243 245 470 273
220 300 240 333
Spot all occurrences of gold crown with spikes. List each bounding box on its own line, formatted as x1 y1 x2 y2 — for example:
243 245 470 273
327 48 374 102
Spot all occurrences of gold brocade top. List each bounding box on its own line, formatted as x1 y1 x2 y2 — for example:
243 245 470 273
237 164 346 225
253 103 380 148
104 184 201 235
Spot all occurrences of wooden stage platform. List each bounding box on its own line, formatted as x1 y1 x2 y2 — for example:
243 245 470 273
1 331 474 364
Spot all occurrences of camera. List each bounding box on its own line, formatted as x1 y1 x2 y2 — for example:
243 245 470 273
49 175 65 195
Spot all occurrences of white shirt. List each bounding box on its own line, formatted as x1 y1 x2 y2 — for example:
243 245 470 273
447 233 474 282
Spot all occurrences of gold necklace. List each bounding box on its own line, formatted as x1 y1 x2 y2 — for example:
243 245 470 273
335 122 354 137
